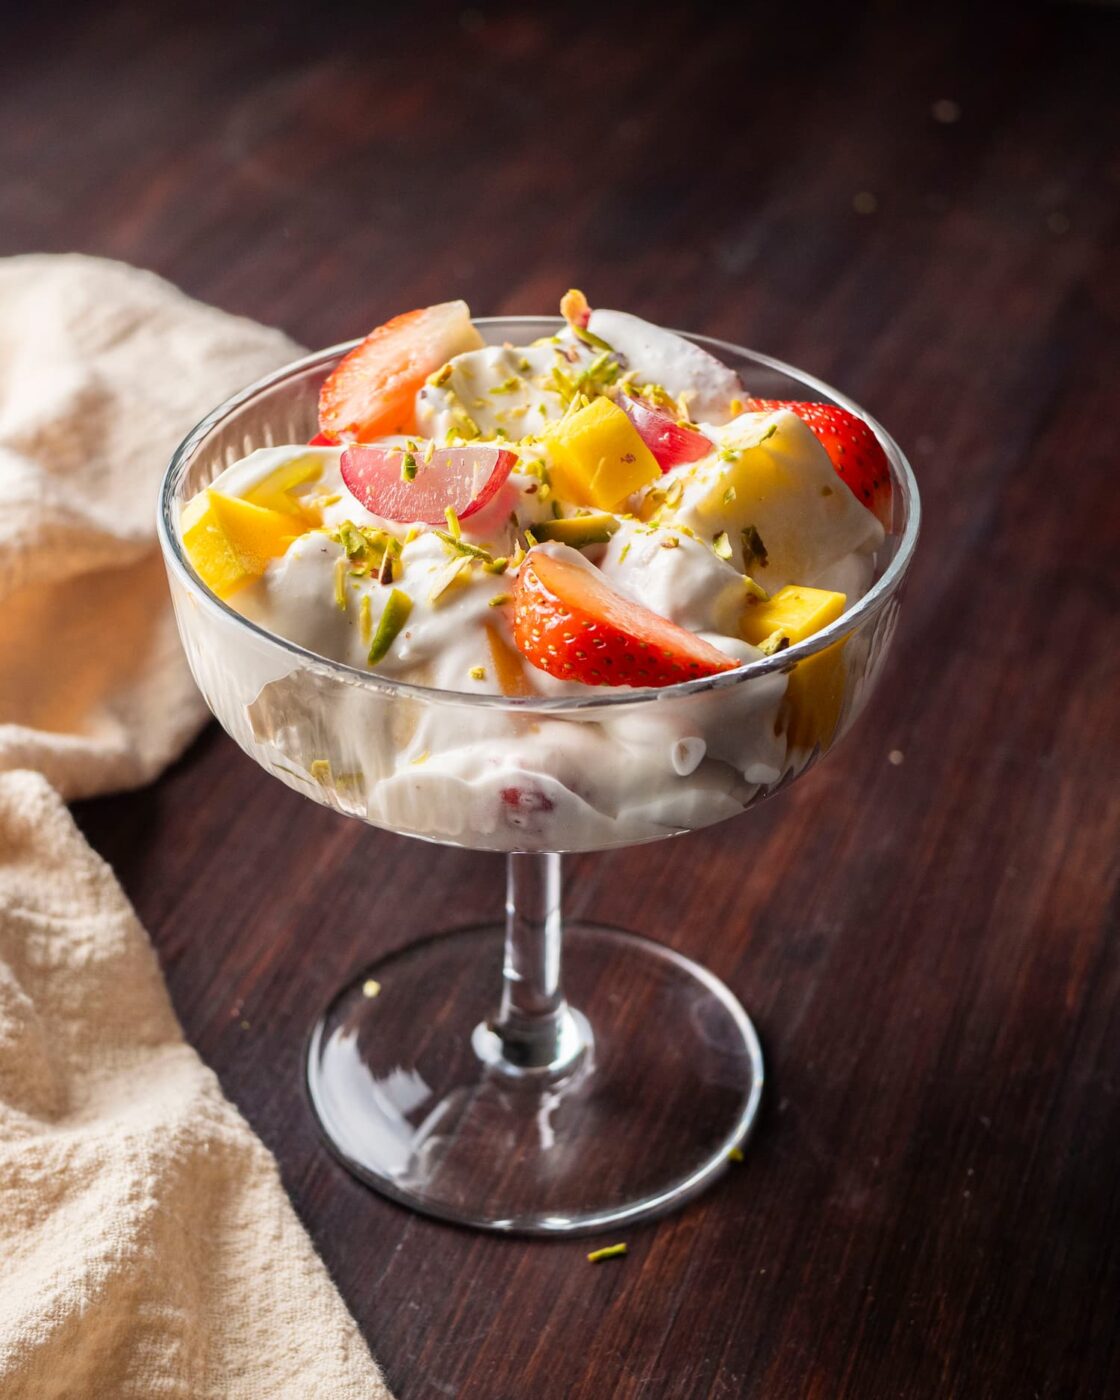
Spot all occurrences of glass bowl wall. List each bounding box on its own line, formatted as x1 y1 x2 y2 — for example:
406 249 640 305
158 320 919 855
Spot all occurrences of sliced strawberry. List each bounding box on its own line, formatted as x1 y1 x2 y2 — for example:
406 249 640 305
319 300 483 443
619 394 712 472
341 443 516 525
741 398 892 528
513 547 736 688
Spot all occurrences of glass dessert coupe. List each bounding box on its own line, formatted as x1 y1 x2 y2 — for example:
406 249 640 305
157 317 920 1235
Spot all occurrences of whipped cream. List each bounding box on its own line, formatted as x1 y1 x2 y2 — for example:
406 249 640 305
179 310 886 851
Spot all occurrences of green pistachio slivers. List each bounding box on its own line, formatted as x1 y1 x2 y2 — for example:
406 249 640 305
757 629 790 656
743 574 769 603
741 523 769 570
368 589 412 665
533 513 621 548
572 323 615 354
433 529 493 561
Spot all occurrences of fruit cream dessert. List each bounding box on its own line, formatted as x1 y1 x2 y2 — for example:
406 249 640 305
179 292 892 849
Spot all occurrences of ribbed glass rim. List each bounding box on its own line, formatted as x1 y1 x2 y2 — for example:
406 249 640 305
157 316 921 713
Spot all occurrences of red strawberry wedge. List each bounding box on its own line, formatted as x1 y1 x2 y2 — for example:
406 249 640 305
741 399 892 528
513 547 737 688
319 300 483 443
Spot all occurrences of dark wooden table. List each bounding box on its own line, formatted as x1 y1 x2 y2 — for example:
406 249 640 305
6 1 1119 1395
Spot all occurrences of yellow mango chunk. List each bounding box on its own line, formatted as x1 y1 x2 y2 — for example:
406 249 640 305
740 585 846 648
244 454 324 516
182 490 307 598
545 397 660 509
742 585 848 752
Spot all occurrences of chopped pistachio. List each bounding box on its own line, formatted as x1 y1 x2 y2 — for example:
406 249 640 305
743 574 769 603
444 506 461 539
729 397 744 416
427 362 454 388
741 524 769 570
728 1145 745 1163
489 592 512 607
661 535 680 549
469 665 486 681
484 556 509 574
310 759 332 783
547 363 577 404
723 485 737 505
362 979 381 998
534 513 621 548
338 521 367 559
359 594 373 646
758 629 791 656
434 529 493 562
576 349 616 391
333 556 348 610
572 323 615 353
401 453 418 482
712 531 733 561
586 1243 628 1263
367 589 412 664
489 376 522 395
423 438 436 464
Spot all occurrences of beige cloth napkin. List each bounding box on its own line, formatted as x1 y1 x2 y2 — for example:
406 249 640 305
0 255 390 1398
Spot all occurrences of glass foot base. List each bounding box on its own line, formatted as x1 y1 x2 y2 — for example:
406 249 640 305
307 923 764 1235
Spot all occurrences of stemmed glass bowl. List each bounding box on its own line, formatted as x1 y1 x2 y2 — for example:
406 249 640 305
157 317 919 1234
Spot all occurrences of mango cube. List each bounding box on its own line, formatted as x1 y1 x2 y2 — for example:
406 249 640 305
740 585 846 648
182 490 307 598
545 397 660 509
741 585 848 752
244 454 324 516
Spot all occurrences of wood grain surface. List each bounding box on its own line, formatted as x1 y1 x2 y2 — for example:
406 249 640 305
6 1 1120 1395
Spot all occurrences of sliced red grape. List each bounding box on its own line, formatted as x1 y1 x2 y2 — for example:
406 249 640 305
341 444 517 525
619 395 713 472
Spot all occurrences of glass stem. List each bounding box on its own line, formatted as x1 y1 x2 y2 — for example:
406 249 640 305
492 852 581 1072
